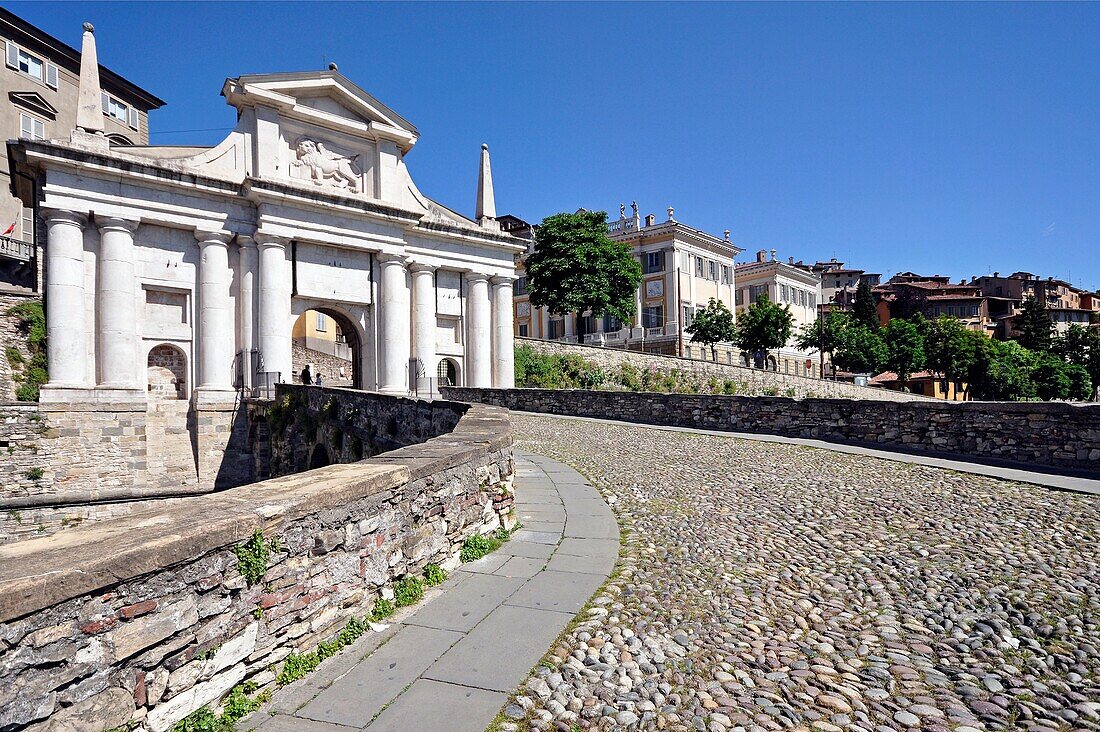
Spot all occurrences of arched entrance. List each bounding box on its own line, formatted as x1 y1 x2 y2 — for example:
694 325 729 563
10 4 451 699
147 343 187 400
437 357 458 387
291 307 362 388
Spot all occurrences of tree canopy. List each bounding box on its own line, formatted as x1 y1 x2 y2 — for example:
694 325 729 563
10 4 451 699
686 298 736 360
734 293 793 365
525 211 643 330
852 279 879 330
922 316 976 394
883 318 925 387
833 325 887 374
1015 297 1053 352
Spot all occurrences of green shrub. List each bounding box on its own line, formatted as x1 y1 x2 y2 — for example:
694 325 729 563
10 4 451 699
423 564 447 586
5 347 23 367
371 598 395 621
233 529 278 586
393 577 424 607
460 525 515 563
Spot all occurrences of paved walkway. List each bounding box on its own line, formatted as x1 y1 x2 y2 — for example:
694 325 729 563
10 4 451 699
513 412 1100 496
240 450 618 732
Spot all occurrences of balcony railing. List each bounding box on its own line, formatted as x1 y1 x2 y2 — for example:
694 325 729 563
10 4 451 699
0 236 33 263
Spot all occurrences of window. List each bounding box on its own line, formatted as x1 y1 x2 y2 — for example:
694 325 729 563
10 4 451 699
809 293 816 308
735 288 744 306
695 257 704 278
20 207 33 243
580 313 597 334
514 276 528 296
315 312 327 331
749 284 769 303
6 43 57 88
779 284 788 302
799 290 807 307
19 113 44 141
708 261 718 281
517 323 529 337
682 305 694 327
644 251 664 274
548 318 564 340
642 306 663 329
602 314 621 332
834 279 841 288
721 265 732 284
102 93 140 129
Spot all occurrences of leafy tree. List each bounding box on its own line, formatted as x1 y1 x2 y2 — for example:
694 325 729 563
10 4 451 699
795 311 849 369
1015 297 1053 352
852 279 879 330
1030 353 1070 401
1064 363 1093 402
833 325 887 374
970 339 1037 401
686 298 736 361
883 318 925 389
526 211 643 337
1054 323 1091 366
734 293 793 369
923 316 977 396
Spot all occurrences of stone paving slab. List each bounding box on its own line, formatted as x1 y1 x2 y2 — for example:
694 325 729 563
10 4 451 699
297 625 463 727
365 679 507 732
244 451 618 732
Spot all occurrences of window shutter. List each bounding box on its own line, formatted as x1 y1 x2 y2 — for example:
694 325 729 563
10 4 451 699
45 62 58 89
5 41 17 69
128 106 139 130
101 92 109 113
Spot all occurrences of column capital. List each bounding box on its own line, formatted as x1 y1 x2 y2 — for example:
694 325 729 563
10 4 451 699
408 261 437 273
41 209 87 228
376 252 408 265
194 228 233 246
237 234 257 249
491 274 516 286
98 216 139 234
465 271 490 284
255 232 289 249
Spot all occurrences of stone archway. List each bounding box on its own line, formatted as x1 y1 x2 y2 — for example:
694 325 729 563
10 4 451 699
291 306 363 389
309 444 330 470
147 343 187 400
436 357 459 387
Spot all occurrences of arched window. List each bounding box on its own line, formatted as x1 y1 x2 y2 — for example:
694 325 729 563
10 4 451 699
147 344 187 399
436 358 457 386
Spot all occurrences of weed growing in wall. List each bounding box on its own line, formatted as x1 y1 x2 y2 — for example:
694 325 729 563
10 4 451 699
393 577 424 607
370 598 395 621
460 525 517 563
232 529 280 586
171 682 270 732
7 301 47 401
423 564 447 586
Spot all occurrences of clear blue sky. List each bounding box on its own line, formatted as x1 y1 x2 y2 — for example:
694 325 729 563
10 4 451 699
12 2 1100 289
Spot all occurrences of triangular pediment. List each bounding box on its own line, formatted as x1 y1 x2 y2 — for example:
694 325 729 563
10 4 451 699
10 91 58 120
223 71 418 151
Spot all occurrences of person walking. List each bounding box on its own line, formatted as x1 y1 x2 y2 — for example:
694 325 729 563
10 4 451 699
315 372 324 387
300 365 312 385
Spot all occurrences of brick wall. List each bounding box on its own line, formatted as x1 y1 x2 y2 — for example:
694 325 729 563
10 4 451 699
0 394 514 731
443 386 1100 476
516 337 927 402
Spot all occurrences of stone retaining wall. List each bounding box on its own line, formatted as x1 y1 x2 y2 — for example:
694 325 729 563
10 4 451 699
0 293 39 403
0 390 514 731
516 337 927 402
443 386 1100 476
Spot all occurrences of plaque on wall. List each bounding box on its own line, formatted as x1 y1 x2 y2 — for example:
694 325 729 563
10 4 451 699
645 279 664 299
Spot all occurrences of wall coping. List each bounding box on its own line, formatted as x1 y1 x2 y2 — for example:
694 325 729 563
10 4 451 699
0 399 511 623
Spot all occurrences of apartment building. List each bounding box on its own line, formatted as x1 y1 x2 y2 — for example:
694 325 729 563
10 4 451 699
875 275 998 334
0 8 164 293
797 258 881 311
735 249 822 375
512 206 742 358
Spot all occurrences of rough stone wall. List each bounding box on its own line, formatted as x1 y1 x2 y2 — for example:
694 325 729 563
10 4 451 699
0 401 514 731
517 336 927 402
0 404 56 509
444 386 1100 475
291 341 353 386
0 293 40 403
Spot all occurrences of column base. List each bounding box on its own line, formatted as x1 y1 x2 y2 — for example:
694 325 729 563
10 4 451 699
192 387 239 410
38 384 96 405
377 386 409 397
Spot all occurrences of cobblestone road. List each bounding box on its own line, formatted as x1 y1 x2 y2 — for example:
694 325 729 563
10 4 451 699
501 415 1099 732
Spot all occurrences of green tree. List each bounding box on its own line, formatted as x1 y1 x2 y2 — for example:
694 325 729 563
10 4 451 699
1064 363 1093 401
734 293 793 369
852 279 879 330
525 211 643 337
1030 353 1070 401
968 339 1037 401
832 325 887 374
923 316 977 396
884 318 925 389
795 311 850 376
686 298 736 361
1015 297 1053 352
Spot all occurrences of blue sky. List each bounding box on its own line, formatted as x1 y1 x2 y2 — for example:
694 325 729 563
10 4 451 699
12 2 1100 288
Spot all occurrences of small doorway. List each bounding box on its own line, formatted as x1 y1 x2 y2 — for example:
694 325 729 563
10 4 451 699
437 358 458 387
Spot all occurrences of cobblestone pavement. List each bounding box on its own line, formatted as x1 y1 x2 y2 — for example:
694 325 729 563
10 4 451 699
501 414 1100 732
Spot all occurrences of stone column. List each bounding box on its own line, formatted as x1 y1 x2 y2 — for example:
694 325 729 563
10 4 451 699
195 229 235 396
238 235 257 392
43 210 89 390
491 275 515 388
377 253 410 395
256 234 292 386
410 262 437 390
96 216 139 390
466 273 492 387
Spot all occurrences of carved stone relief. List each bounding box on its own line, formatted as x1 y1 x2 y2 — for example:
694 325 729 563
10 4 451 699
293 137 361 193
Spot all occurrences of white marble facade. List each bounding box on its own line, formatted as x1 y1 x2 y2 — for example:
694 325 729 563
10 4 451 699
15 55 522 404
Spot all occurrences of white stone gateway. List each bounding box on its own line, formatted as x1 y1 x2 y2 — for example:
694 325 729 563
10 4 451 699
10 31 522 410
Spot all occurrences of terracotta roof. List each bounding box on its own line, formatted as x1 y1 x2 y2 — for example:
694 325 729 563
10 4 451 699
871 370 936 383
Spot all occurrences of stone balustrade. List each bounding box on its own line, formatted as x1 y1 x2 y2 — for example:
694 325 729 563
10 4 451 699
0 388 514 731
442 386 1100 476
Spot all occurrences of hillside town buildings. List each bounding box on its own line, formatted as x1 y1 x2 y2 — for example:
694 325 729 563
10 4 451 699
735 249 823 375
511 205 742 359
